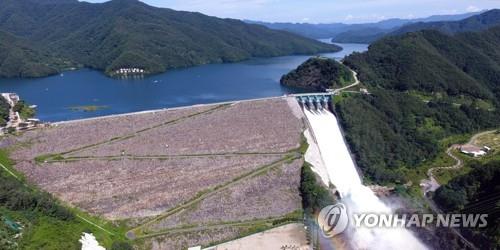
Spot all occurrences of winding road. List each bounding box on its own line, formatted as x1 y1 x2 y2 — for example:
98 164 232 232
419 131 495 250
421 130 495 194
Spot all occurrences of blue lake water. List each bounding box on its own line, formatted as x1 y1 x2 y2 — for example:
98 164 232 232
0 43 368 122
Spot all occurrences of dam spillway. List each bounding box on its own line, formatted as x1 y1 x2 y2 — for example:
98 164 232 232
303 107 427 250
296 94 332 111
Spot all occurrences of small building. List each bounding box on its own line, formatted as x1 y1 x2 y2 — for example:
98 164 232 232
483 146 492 152
460 145 487 157
27 118 40 126
188 247 202 250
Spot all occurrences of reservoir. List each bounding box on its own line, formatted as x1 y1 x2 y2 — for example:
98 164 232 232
0 43 367 122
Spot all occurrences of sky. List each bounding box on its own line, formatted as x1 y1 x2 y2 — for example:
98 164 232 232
83 0 500 23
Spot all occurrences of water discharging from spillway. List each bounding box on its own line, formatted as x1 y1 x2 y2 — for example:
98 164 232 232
304 109 428 250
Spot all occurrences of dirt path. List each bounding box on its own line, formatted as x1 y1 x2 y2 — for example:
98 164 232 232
136 217 295 240
43 152 290 164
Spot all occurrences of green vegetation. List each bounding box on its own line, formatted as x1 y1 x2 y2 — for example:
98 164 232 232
0 150 129 249
0 0 339 78
336 27 500 184
0 31 71 78
68 105 109 112
0 96 9 127
34 154 64 164
13 100 35 119
433 160 500 249
280 57 354 90
300 163 335 215
111 241 134 250
332 27 387 44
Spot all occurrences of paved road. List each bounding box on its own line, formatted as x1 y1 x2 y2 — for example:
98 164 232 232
333 69 360 93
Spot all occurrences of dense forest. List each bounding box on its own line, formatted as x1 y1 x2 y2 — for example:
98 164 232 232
0 31 74 78
300 163 335 214
0 97 9 127
280 57 354 91
0 171 73 221
0 157 74 249
433 160 500 249
334 26 500 183
0 0 339 78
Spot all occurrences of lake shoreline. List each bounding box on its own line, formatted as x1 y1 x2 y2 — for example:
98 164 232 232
0 43 368 122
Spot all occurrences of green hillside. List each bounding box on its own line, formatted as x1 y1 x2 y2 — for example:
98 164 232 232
336 27 500 183
280 57 354 90
434 160 500 249
0 0 340 78
329 9 500 44
0 31 71 78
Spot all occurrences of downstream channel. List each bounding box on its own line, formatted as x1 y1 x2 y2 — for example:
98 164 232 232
304 109 428 250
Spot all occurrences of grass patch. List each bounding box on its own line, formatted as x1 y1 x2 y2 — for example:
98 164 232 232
473 129 500 150
68 105 109 112
402 133 472 198
34 154 64 164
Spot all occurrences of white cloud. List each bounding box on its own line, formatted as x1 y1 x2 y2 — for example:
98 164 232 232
466 5 480 12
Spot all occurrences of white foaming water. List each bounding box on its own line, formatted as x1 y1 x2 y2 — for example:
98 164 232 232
79 233 105 250
304 109 428 250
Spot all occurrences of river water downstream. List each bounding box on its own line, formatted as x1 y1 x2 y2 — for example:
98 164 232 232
304 109 428 250
0 43 367 122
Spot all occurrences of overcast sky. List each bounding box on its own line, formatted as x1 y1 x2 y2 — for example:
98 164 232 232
83 0 500 23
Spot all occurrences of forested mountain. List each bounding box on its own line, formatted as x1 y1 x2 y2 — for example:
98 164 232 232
333 27 500 183
331 27 389 44
392 9 500 36
245 22 347 39
248 11 482 42
434 160 500 249
0 0 339 78
0 31 71 78
333 9 500 44
280 57 354 90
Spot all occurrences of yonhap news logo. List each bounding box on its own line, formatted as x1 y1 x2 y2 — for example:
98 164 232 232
317 203 349 237
317 203 489 238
